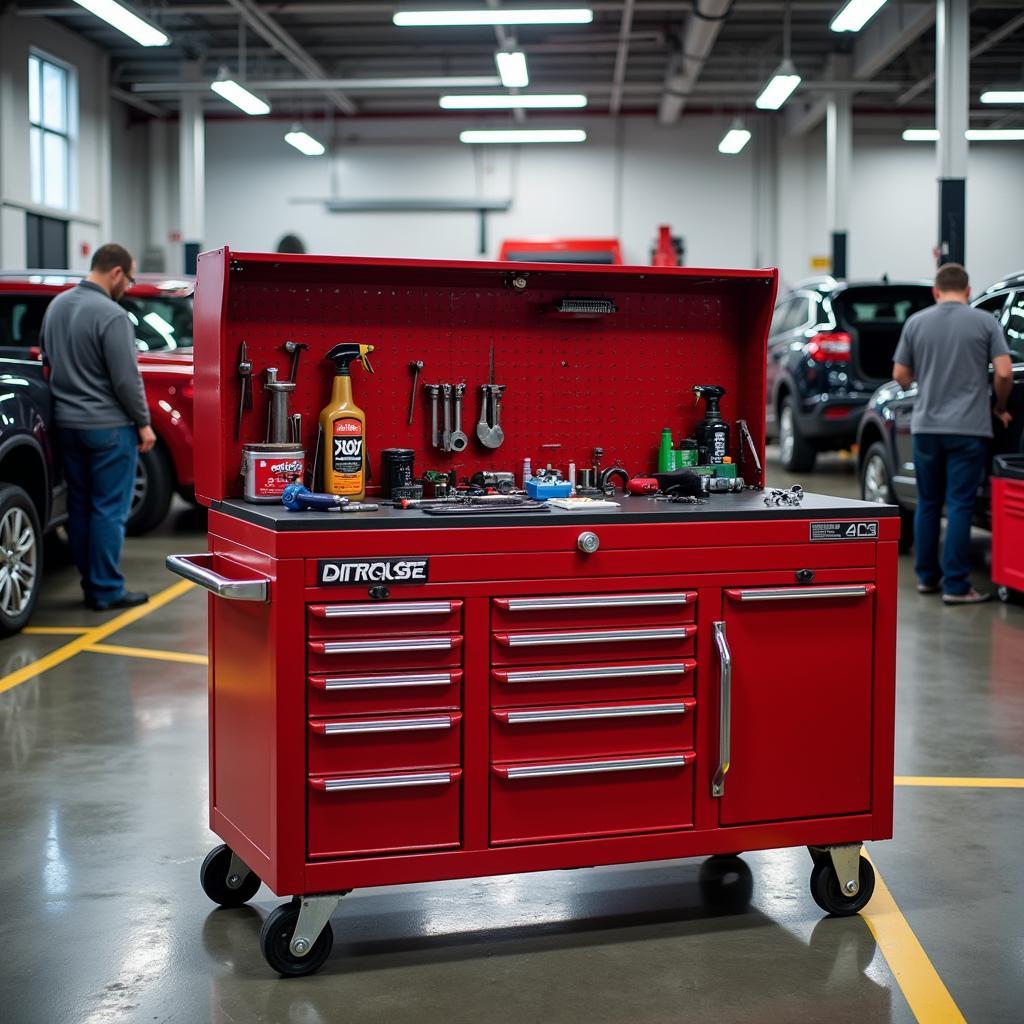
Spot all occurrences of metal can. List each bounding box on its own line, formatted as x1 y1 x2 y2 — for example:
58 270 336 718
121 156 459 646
241 443 306 503
381 448 415 498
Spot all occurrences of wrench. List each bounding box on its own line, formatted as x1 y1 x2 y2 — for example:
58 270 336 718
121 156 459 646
477 384 505 449
425 384 440 448
450 383 469 453
407 360 423 425
441 383 453 452
476 385 492 446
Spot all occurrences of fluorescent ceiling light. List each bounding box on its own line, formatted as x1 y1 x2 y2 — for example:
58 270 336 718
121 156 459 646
755 60 801 110
440 94 586 109
460 129 587 144
211 74 270 116
496 50 529 88
70 0 169 46
718 123 751 154
285 126 326 155
830 0 888 33
902 128 939 141
967 128 1024 141
394 8 593 26
980 91 1024 104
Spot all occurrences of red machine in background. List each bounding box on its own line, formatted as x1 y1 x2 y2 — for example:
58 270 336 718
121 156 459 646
992 454 1024 603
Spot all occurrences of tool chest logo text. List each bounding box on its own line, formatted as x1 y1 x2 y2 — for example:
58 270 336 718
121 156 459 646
809 520 879 542
318 558 430 585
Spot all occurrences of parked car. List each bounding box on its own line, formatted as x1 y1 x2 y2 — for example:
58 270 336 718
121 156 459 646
0 272 195 533
765 276 935 471
856 275 1024 550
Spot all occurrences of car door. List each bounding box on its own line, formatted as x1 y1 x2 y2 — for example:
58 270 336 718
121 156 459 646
765 294 815 432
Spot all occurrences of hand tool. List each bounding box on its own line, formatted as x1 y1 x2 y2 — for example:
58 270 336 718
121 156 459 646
407 360 424 425
599 467 630 493
282 483 379 513
470 471 516 494
264 367 297 444
283 340 308 384
423 502 549 516
441 384 454 453
290 413 302 446
737 418 762 476
477 384 506 449
450 383 469 453
764 485 803 507
425 384 440 448
628 477 659 495
235 341 253 440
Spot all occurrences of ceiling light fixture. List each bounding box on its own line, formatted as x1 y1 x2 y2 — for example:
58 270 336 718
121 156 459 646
459 129 587 144
902 128 939 141
495 50 529 88
441 94 586 109
70 0 169 46
966 128 1024 141
211 70 270 115
394 8 593 27
755 60 801 110
980 91 1024 104
718 120 751 154
829 0 888 33
285 126 326 156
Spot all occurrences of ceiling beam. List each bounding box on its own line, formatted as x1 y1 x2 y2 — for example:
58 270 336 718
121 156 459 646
609 0 636 115
658 0 733 124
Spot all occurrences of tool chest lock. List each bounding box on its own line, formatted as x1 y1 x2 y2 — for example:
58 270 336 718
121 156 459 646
172 250 898 976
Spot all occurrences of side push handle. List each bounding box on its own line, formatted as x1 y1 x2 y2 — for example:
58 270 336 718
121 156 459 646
166 553 269 602
711 620 731 798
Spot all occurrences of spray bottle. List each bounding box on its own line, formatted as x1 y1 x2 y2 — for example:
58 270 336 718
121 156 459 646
692 385 729 465
320 344 374 499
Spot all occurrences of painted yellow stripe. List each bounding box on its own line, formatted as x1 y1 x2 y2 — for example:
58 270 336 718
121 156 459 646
863 852 966 1023
0 580 195 695
23 626 92 636
85 643 208 666
895 776 1024 789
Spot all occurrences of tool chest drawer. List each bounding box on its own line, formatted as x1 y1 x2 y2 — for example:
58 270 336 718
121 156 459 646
308 769 462 858
490 592 696 632
490 753 695 845
308 600 463 639
307 635 463 674
308 712 462 775
308 670 462 717
490 659 696 708
491 625 695 667
490 699 695 763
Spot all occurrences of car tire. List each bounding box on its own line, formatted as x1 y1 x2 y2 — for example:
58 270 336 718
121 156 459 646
861 441 913 554
778 397 817 473
127 444 174 536
0 485 43 638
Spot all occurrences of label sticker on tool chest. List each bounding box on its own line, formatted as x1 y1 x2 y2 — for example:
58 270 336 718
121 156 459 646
317 558 430 585
809 520 879 542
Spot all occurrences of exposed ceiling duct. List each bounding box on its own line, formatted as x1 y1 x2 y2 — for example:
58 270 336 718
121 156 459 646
658 0 734 124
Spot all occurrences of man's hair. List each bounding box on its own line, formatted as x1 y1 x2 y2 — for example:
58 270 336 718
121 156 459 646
934 263 969 293
90 243 134 275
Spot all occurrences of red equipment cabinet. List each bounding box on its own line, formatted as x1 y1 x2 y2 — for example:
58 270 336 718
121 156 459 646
170 250 898 977
991 454 1024 603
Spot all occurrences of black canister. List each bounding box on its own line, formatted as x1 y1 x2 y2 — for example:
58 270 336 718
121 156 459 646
381 448 415 497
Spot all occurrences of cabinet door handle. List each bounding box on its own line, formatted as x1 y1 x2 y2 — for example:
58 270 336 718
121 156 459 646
165 553 269 602
495 662 692 685
494 593 695 612
312 636 460 655
315 671 459 691
711 621 731 799
495 626 692 648
311 713 459 735
311 770 460 792
496 701 692 725
494 753 691 781
727 585 874 602
310 601 458 618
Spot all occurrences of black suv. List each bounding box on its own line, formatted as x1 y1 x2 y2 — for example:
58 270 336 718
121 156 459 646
766 276 935 471
856 273 1024 550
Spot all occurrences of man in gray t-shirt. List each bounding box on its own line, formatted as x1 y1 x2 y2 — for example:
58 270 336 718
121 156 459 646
892 262 1013 605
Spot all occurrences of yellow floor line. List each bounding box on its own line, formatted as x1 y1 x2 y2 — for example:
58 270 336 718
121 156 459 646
85 643 208 666
0 580 195 695
895 776 1024 789
863 852 966 1023
23 626 92 635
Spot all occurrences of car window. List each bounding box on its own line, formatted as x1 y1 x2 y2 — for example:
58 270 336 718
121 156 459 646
772 297 810 335
0 296 50 349
770 299 795 336
835 288 933 327
1004 293 1024 362
119 296 193 351
975 291 1009 318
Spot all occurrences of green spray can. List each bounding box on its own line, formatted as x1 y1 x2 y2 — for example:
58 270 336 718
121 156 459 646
658 428 674 472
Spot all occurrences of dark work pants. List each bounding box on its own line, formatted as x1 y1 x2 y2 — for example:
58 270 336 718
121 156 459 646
912 433 988 596
57 426 138 604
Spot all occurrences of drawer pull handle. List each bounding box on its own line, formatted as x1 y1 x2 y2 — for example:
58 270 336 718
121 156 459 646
499 702 692 725
319 672 457 691
165 553 269 602
496 754 691 781
312 770 458 793
728 585 873 602
314 637 459 655
495 593 694 612
498 662 691 685
313 715 457 735
497 627 692 648
312 601 456 618
711 621 731 799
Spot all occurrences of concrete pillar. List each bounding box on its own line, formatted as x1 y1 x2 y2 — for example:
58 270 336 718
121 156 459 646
178 69 205 275
826 92 851 279
935 0 969 266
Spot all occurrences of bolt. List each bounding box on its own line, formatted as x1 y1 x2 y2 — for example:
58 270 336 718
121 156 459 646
292 938 309 955
227 873 241 889
512 276 527 290
844 880 858 894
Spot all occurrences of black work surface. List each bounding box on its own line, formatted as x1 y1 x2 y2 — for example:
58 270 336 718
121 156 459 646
214 492 897 532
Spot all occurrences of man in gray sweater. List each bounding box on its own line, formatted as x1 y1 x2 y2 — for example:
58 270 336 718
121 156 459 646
41 244 156 610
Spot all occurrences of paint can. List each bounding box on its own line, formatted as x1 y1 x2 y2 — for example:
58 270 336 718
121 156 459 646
241 443 306 503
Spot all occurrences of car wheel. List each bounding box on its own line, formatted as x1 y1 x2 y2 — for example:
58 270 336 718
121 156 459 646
0 485 43 638
861 441 913 554
778 397 817 472
127 445 174 536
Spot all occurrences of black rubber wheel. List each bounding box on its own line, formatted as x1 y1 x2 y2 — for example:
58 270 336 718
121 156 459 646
260 902 334 977
127 443 174 535
997 585 1022 605
860 442 913 553
809 857 876 917
0 485 43 638
778 396 818 473
199 844 261 908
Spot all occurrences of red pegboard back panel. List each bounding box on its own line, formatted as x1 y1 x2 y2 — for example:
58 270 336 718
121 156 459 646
193 250 777 504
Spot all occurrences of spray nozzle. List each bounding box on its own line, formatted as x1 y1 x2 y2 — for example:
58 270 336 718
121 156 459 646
692 384 725 406
325 343 375 376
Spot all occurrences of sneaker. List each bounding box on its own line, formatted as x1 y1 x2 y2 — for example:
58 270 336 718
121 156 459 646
917 581 942 594
942 589 991 606
85 591 149 611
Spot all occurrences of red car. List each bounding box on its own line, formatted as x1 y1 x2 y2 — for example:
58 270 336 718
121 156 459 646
0 271 196 533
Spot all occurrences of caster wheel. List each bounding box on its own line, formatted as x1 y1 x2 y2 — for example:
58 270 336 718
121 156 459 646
260 903 334 977
810 857 875 917
200 844 261 908
997 585 1021 604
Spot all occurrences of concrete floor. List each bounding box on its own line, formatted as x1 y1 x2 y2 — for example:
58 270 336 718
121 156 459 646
1 455 1022 1024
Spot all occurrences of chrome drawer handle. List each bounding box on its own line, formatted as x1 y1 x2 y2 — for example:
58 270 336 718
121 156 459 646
500 662 690 685
165 553 268 602
503 702 690 725
711 621 731 799
320 672 455 691
500 754 690 781
730 586 871 602
501 627 691 647
313 601 455 618
316 771 455 792
497 593 694 612
317 715 455 735
316 637 456 654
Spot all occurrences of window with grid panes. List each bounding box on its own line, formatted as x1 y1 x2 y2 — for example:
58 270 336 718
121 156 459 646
28 53 74 210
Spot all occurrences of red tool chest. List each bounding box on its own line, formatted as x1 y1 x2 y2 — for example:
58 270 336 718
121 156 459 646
170 250 898 977
991 455 1024 604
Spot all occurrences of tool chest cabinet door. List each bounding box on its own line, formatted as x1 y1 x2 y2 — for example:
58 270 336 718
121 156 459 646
308 600 463 639
490 592 697 632
307 635 463 674
308 670 462 717
491 626 696 667
717 585 875 826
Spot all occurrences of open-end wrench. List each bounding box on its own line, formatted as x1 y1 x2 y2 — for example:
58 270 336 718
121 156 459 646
441 383 453 452
425 384 440 448
477 384 505 449
476 384 492 446
450 383 469 453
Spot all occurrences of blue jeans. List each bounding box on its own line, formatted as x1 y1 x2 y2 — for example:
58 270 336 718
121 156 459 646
912 433 988 596
57 426 138 604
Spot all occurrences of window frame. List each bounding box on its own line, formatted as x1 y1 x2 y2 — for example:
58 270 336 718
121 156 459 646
1003 291 1024 363
28 49 78 213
